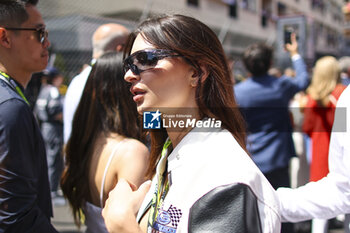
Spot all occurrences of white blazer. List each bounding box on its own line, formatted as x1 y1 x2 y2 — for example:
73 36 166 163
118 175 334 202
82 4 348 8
137 128 281 232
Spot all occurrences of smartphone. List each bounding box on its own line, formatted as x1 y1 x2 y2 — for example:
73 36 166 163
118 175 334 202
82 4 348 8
284 28 293 45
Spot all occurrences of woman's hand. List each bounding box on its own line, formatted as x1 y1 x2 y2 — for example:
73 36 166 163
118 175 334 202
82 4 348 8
102 179 151 233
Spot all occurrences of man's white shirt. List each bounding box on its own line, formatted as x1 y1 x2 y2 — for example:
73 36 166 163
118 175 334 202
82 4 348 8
63 65 92 144
277 85 350 222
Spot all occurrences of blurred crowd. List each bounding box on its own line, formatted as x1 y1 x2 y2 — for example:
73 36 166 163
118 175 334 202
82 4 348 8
2 1 350 233
25 17 350 233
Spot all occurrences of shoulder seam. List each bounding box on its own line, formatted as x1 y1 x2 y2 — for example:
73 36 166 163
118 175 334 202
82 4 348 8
0 96 27 106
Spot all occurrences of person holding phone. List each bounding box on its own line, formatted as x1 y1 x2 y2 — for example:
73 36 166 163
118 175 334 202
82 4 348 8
234 33 309 233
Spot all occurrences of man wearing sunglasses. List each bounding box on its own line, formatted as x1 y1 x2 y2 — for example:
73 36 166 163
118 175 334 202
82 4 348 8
63 23 129 144
0 0 57 232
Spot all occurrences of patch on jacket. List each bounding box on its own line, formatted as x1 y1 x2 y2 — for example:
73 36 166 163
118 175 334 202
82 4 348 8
151 205 182 233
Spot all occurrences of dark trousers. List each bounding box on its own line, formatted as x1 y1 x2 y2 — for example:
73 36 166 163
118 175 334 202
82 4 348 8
41 123 64 193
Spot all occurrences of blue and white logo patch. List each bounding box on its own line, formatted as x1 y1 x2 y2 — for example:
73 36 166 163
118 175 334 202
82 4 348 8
143 110 161 129
151 205 183 233
157 210 171 225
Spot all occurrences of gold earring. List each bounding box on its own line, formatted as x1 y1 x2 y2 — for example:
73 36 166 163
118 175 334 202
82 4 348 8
190 80 197 87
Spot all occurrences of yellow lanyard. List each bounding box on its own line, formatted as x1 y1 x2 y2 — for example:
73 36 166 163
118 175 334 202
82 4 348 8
148 138 172 229
0 71 30 106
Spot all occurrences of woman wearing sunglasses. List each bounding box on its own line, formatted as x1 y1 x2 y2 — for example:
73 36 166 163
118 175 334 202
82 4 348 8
61 52 149 232
103 15 280 233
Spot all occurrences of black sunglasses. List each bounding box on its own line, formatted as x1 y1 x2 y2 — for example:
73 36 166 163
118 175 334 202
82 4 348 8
123 49 182 75
5 27 48 44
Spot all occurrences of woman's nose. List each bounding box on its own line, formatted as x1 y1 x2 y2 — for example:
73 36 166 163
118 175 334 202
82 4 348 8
124 69 140 83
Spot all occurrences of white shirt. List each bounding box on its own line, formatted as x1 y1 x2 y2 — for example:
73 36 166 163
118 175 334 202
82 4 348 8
63 65 92 144
277 85 350 222
137 128 281 232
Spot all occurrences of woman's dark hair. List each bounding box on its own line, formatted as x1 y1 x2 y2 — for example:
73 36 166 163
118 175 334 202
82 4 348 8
124 14 247 179
22 0 39 5
243 43 273 77
61 52 144 226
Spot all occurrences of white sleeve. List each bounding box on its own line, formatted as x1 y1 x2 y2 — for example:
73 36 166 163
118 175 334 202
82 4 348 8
277 86 350 222
63 66 91 144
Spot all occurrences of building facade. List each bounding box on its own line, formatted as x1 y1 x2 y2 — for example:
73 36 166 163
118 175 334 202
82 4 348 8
37 0 347 76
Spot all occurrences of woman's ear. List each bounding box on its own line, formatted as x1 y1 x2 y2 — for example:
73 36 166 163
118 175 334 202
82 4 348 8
189 64 209 87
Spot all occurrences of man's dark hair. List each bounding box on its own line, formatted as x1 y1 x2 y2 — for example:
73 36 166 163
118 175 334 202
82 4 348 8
0 0 27 27
0 0 38 28
243 43 273 77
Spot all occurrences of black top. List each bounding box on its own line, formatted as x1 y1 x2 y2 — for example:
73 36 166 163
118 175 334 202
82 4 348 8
0 79 57 232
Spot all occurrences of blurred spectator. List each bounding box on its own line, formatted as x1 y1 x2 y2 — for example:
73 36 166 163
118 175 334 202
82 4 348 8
234 34 309 233
61 52 149 232
34 67 65 204
63 23 129 144
302 56 346 232
286 66 309 201
289 91 309 189
338 56 350 86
